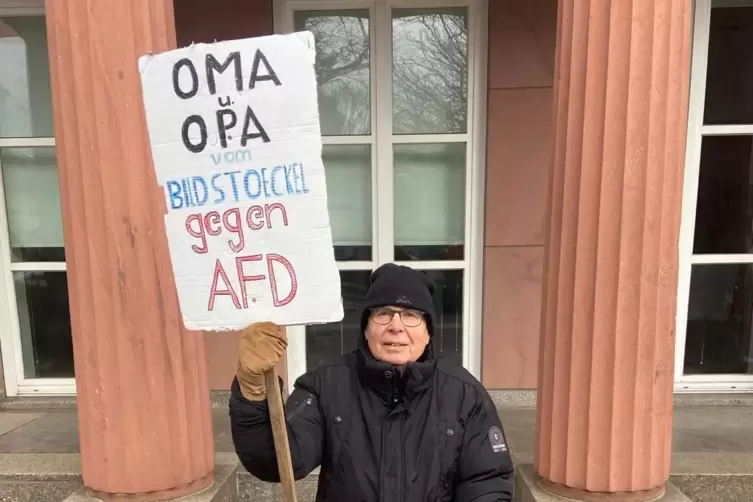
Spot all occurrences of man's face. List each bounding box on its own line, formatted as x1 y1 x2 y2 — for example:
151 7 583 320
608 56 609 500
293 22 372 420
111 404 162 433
365 306 430 366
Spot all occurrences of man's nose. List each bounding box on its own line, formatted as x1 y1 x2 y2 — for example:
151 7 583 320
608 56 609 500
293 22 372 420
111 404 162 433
387 313 405 331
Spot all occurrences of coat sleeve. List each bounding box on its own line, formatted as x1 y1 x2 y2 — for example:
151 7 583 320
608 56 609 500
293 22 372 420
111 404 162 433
453 385 515 502
228 372 323 482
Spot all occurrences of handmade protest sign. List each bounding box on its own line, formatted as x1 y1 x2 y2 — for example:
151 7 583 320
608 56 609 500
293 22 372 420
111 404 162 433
137 32 343 331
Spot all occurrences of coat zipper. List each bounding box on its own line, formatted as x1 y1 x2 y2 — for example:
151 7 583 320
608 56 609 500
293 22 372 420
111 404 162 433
397 414 404 501
380 415 388 502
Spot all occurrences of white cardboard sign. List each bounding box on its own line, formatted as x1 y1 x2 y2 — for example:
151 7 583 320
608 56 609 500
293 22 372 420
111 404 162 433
137 32 344 331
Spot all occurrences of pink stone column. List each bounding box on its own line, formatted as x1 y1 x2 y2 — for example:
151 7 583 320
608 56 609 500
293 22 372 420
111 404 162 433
45 1 215 498
535 1 692 500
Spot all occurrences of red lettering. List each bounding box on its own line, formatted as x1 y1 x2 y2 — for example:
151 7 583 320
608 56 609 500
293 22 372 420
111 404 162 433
267 253 297 307
264 203 288 228
208 259 240 311
204 211 221 236
185 213 208 253
236 255 265 308
222 208 245 252
246 205 265 230
184 204 290 255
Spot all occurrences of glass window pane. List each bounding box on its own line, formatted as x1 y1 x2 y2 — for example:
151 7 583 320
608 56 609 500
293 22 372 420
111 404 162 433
703 7 753 125
0 16 55 138
684 264 753 375
306 270 372 371
394 143 465 261
392 7 468 135
1 147 65 262
14 271 74 378
692 136 753 254
422 269 463 366
323 145 371 261
295 10 371 136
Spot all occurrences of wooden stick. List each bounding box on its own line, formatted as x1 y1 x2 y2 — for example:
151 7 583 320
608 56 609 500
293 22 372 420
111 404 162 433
264 367 298 502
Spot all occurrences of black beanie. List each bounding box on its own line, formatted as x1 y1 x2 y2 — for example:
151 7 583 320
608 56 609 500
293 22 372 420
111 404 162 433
360 263 437 336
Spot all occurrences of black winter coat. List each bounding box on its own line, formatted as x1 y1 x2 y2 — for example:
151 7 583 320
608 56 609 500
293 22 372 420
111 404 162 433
229 336 515 501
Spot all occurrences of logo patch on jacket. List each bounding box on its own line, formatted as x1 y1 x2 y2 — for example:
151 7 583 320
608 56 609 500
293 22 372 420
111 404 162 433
488 426 507 453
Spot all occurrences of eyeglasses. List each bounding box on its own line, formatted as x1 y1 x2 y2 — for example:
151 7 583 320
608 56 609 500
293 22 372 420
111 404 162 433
370 307 424 327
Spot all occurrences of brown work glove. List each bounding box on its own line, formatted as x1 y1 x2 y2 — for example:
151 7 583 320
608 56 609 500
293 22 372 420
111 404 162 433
235 322 288 401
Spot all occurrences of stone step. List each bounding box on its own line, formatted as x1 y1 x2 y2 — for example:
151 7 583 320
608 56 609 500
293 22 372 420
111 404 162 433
0 454 241 502
670 474 753 502
0 453 82 501
238 471 319 502
6 390 753 413
0 456 751 501
238 469 753 501
669 451 753 502
0 477 83 501
516 464 694 502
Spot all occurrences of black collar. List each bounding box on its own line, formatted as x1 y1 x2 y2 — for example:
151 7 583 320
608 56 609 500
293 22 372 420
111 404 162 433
355 335 436 405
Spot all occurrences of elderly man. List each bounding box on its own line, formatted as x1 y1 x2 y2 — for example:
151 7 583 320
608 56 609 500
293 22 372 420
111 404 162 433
229 263 514 501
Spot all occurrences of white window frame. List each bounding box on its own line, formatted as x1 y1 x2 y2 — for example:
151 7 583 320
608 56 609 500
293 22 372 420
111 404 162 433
274 0 488 387
0 1 76 396
675 0 753 393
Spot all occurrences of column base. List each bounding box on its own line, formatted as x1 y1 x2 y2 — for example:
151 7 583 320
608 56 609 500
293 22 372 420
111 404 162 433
82 471 214 501
538 476 664 502
515 464 694 502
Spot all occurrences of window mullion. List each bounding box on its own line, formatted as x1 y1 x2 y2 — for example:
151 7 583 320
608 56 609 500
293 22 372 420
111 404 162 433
0 138 55 148
374 0 394 267
675 0 711 384
0 147 25 391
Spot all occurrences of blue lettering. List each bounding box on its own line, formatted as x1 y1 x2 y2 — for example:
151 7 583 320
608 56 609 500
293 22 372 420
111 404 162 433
211 173 225 204
283 165 295 194
167 180 184 210
261 167 271 197
192 176 208 206
182 178 193 207
298 163 309 194
244 169 262 199
271 166 284 196
163 160 311 214
224 171 241 201
292 165 302 194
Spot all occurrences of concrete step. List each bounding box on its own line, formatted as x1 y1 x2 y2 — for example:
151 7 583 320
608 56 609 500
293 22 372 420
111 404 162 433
0 396 751 500
6 390 753 413
238 471 318 502
669 452 753 502
0 391 231 412
0 455 751 501
516 464 694 502
239 468 753 501
0 453 82 501
62 463 239 501
670 474 753 502
0 477 82 501
0 453 241 502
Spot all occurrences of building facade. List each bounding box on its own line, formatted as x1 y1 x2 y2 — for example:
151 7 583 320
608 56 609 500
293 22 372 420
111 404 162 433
0 0 749 498
2 0 750 398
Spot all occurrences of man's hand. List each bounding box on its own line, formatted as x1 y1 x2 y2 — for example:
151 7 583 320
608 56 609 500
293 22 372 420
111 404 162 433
236 322 288 401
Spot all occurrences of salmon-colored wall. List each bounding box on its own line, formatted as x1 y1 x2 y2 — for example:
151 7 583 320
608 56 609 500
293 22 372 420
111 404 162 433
173 0 277 390
481 0 556 389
